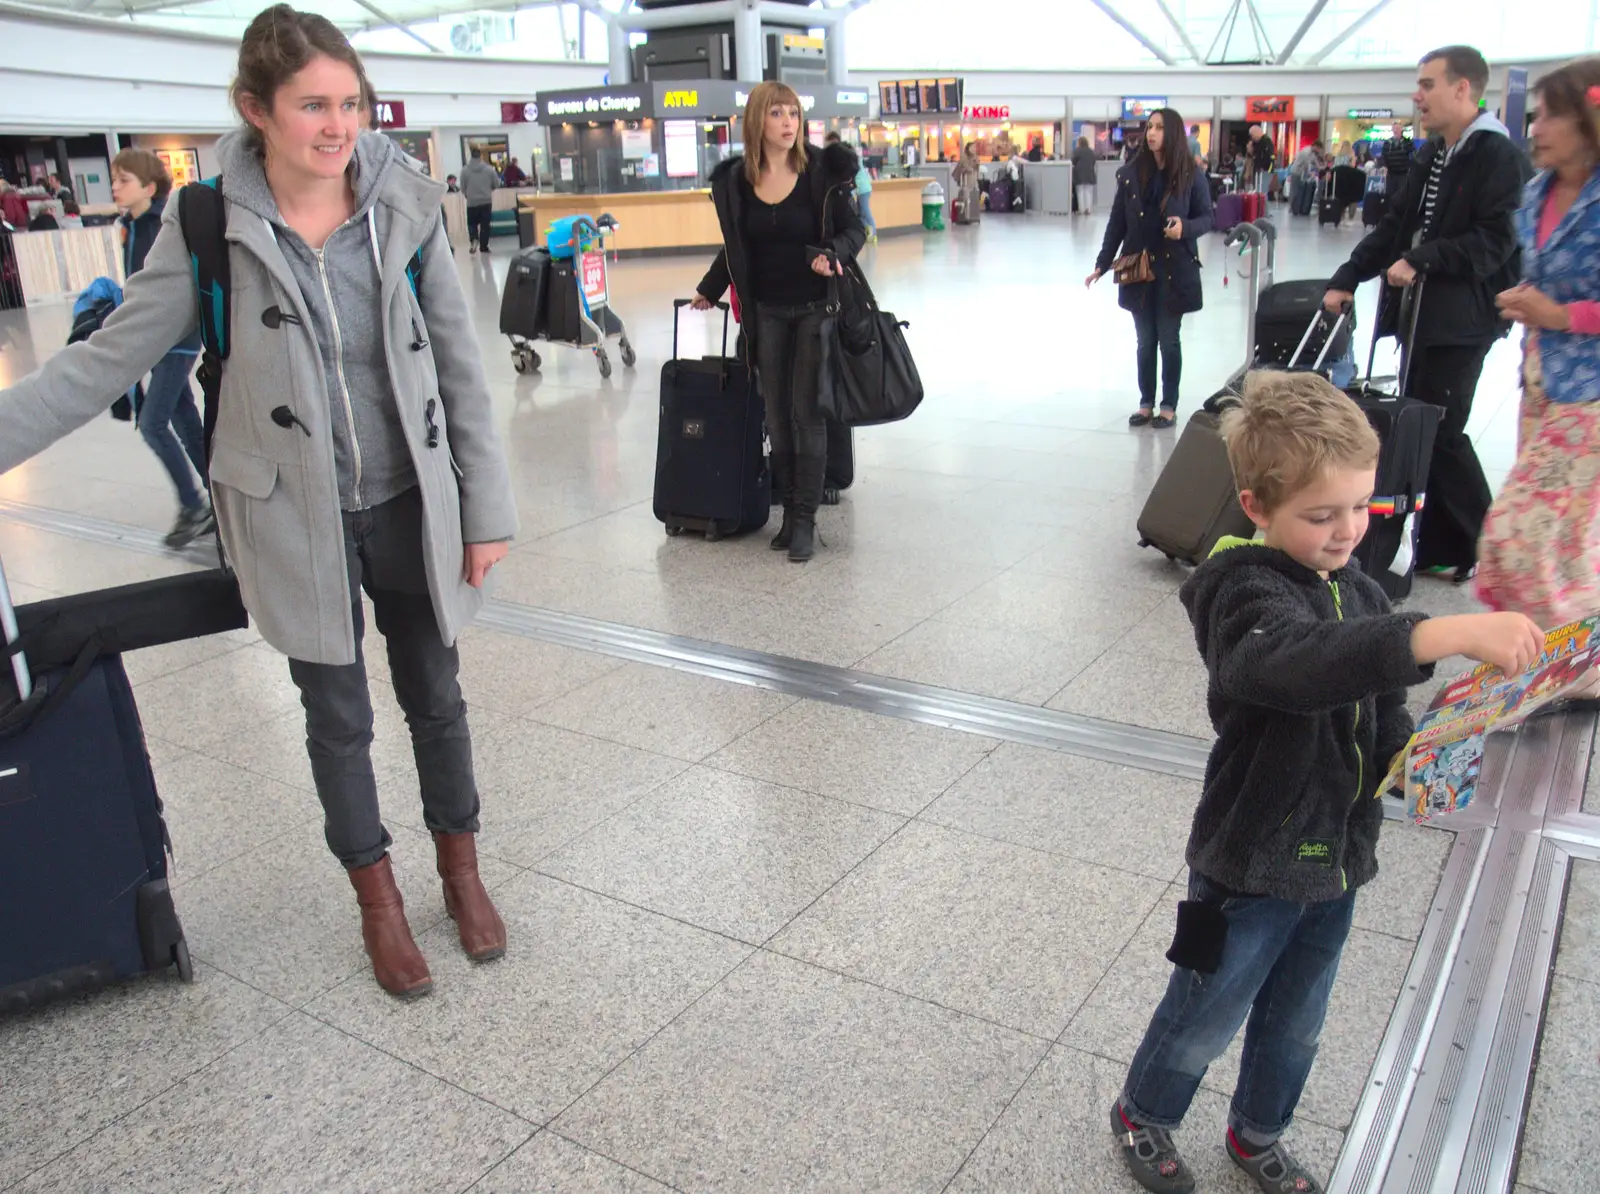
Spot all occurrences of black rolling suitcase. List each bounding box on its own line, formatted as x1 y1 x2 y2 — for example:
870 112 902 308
0 562 250 1010
655 300 770 540
1346 282 1440 599
498 246 552 339
823 420 854 504
543 257 584 344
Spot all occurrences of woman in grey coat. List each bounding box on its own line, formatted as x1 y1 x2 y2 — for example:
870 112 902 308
0 5 518 999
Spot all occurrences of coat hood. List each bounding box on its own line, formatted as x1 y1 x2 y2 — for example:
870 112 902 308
709 140 861 187
214 128 442 227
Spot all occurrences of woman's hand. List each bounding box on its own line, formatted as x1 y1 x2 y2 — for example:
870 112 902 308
811 254 843 277
689 294 713 311
1085 269 1104 288
464 541 509 588
1164 216 1184 240
1496 284 1571 331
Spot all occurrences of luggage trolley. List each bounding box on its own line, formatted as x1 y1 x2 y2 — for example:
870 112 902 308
508 214 637 379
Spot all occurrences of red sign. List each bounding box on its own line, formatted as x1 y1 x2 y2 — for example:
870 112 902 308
963 105 1011 121
373 100 406 129
1246 95 1295 122
501 101 539 124
580 250 607 309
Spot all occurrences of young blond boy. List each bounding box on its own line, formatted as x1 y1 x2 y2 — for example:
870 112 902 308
1113 371 1543 1194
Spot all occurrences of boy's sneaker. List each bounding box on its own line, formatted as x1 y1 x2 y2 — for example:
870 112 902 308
1227 1131 1323 1193
1112 1102 1196 1194
164 503 215 549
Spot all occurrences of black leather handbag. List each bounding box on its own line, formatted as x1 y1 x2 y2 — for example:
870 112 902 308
817 262 924 427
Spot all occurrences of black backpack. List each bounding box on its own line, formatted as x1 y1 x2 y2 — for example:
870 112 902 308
175 177 425 462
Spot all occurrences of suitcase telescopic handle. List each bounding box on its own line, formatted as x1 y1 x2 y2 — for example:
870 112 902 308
0 558 33 701
1289 301 1352 373
671 298 731 363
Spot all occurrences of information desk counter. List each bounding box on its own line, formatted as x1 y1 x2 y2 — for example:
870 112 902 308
515 177 926 256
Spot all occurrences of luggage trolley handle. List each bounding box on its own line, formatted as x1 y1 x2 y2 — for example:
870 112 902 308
1224 221 1266 364
1288 302 1352 374
672 297 732 363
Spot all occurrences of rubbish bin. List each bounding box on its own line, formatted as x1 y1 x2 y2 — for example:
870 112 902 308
922 182 946 231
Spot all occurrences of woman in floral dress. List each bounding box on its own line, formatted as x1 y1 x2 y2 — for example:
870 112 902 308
1480 59 1600 627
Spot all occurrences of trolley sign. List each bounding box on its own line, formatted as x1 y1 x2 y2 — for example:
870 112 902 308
580 249 607 309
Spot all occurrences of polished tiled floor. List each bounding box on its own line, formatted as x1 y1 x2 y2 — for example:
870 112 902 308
0 209 1541 1192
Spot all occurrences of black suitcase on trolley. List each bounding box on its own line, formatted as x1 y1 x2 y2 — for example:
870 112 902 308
543 257 584 345
655 300 771 540
499 247 552 340
1255 280 1352 371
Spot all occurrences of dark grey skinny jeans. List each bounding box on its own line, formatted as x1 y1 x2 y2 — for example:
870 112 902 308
286 487 480 869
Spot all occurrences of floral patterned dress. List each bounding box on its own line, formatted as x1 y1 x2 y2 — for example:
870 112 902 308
1475 332 1600 626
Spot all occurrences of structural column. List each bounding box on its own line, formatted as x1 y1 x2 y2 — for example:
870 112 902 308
608 20 631 85
826 15 847 84
733 0 763 82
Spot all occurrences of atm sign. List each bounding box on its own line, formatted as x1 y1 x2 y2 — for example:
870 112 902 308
662 90 700 109
1246 95 1295 121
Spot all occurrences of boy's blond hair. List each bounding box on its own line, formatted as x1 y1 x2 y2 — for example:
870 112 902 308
1221 370 1379 511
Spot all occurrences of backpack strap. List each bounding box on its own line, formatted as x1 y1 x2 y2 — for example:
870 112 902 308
176 176 229 463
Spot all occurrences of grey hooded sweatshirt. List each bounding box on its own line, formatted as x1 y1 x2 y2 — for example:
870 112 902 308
218 130 415 511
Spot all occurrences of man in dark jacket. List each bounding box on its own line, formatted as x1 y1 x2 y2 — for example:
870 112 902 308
1245 124 1275 193
1325 45 1531 582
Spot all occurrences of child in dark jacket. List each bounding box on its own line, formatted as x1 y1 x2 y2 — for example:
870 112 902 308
1113 371 1545 1194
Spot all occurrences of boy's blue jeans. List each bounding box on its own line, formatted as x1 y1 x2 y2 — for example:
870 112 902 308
1120 869 1357 1146
138 349 207 512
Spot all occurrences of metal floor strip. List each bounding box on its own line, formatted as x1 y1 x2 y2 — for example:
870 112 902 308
0 498 1212 780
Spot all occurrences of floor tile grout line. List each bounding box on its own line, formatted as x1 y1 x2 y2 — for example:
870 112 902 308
7 991 303 1191
937 1036 1065 1194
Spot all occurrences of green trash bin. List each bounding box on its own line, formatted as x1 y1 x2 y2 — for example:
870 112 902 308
922 182 946 231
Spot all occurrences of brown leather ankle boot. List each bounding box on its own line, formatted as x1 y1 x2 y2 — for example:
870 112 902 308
433 831 507 961
347 855 433 998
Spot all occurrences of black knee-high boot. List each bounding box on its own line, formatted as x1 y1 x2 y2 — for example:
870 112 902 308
789 452 826 562
769 454 795 551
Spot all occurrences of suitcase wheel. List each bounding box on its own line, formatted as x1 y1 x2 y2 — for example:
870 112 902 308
822 487 841 506
512 347 539 374
664 524 683 538
704 523 723 542
174 939 194 983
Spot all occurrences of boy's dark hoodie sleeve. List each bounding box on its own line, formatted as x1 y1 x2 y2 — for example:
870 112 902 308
1200 565 1432 714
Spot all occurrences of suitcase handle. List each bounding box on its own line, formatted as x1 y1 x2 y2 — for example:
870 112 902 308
1362 276 1426 396
1288 302 1351 374
0 558 31 701
671 298 731 364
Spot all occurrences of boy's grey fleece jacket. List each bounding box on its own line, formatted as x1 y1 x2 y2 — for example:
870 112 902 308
1180 543 1434 903
0 130 517 667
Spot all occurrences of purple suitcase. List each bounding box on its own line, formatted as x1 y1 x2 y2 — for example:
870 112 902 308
1215 191 1244 232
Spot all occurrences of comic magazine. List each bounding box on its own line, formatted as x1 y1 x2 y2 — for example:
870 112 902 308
1383 614 1600 821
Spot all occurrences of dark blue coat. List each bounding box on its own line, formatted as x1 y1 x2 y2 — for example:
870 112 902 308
1095 162 1215 315
119 195 202 354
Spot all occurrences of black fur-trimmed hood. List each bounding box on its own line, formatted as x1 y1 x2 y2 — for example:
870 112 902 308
709 141 860 187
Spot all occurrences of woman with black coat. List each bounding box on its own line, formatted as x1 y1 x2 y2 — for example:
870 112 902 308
692 80 866 561
1087 107 1215 428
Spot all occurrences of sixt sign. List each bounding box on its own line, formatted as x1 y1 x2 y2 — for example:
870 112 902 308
1246 95 1295 121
